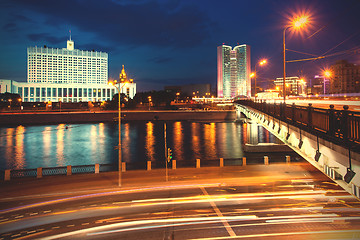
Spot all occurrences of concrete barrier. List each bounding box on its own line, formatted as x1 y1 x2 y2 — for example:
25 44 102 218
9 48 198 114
220 158 224 167
95 164 99 174
264 156 269 165
67 165 72 176
37 167 42 178
172 160 176 170
5 169 10 181
122 162 126 172
243 157 247 166
147 161 152 171
196 159 200 168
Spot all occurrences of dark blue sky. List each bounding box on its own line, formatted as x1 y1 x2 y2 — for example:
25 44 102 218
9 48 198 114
1 0 359 91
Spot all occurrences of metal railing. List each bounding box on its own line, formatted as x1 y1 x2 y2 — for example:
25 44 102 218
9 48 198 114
236 100 360 152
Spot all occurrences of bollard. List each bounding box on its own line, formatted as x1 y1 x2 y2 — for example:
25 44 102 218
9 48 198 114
95 164 99 174
172 160 176 170
264 156 269 165
286 155 290 164
196 159 200 168
37 167 43 178
147 161 152 171
220 158 224 167
122 162 126 172
67 165 72 176
5 169 10 181
242 157 247 166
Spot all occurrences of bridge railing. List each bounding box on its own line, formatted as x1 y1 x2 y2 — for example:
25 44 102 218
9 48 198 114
236 100 360 151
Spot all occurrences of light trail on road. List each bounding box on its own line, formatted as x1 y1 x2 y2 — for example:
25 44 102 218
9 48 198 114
1 165 360 239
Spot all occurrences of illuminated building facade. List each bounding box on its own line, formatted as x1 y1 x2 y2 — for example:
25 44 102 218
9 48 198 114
329 60 360 94
274 76 306 95
0 39 136 102
217 44 251 98
310 75 329 95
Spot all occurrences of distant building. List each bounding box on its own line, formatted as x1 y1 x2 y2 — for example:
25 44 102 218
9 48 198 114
165 83 211 98
274 76 306 95
329 60 360 94
309 75 329 95
217 44 251 98
0 38 136 102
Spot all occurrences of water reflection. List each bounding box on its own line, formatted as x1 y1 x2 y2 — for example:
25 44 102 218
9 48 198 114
203 123 217 160
5 128 15 169
191 123 201 159
15 126 25 169
173 122 183 161
56 124 65 166
123 123 130 163
43 126 52 165
0 121 282 170
145 121 155 162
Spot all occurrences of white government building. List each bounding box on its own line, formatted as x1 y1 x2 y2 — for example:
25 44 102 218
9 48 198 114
0 38 136 102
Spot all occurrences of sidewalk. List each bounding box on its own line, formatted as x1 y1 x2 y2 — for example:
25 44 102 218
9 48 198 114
0 162 326 201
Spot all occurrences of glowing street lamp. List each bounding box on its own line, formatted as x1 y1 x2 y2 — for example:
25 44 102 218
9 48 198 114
324 70 331 78
252 59 267 101
108 80 128 187
18 98 22 111
8 99 12 110
148 96 152 110
283 14 309 103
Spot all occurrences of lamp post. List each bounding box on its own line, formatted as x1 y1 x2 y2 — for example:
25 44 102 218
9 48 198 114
109 81 128 187
283 15 309 103
18 98 22 111
252 59 267 102
148 96 152 110
8 99 12 110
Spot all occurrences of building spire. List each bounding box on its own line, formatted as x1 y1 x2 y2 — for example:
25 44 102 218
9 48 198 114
119 65 127 82
67 29 74 51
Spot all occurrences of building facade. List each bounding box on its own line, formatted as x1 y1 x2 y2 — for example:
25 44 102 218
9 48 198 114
217 44 251 98
0 38 136 102
274 76 306 95
329 60 360 94
309 75 330 95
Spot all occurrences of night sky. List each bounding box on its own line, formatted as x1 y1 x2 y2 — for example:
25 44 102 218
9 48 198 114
1 0 359 92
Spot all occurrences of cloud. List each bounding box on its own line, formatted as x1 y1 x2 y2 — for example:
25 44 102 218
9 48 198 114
79 43 112 53
3 23 17 32
27 33 65 45
12 0 214 48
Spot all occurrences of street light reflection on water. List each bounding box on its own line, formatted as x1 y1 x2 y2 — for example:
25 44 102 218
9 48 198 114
0 121 282 171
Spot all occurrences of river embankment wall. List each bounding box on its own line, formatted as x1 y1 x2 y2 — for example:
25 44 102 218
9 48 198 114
0 110 236 125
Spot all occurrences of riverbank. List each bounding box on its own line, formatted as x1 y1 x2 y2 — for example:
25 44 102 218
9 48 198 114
0 110 236 125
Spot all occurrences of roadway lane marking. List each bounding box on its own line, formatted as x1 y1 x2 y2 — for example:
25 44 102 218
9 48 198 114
199 186 236 238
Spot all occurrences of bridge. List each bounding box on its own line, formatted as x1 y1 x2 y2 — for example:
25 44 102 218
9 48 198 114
235 100 360 198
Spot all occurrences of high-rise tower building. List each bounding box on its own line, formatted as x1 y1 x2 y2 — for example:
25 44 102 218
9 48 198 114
217 44 251 98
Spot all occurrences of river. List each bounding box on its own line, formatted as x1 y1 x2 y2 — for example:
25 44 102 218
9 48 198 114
0 121 289 171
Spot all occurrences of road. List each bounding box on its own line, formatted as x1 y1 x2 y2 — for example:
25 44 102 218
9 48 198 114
0 163 359 239
271 99 360 111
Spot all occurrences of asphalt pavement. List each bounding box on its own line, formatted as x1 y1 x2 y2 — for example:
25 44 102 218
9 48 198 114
1 163 360 240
